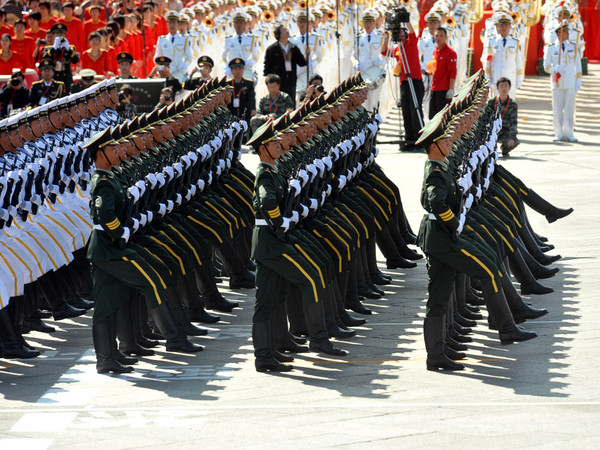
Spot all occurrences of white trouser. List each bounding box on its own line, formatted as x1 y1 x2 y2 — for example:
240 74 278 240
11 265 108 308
552 88 576 140
364 84 382 113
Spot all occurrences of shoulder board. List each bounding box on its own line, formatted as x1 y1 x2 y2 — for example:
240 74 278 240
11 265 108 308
31 80 42 86
243 78 254 82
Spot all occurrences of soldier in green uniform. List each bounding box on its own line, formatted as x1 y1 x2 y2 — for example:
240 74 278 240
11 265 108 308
116 52 138 80
248 120 346 373
29 59 66 107
226 58 256 124
415 105 538 372
84 128 202 374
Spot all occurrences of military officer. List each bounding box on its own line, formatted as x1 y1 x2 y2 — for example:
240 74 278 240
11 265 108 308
154 11 194 84
480 13 524 98
227 58 256 124
352 9 385 112
418 11 441 119
29 59 66 107
543 19 582 143
41 22 79 93
116 52 138 80
290 10 324 96
222 10 258 78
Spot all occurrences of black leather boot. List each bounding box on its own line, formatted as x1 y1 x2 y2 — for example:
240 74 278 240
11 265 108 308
253 321 293 372
178 272 220 324
269 310 295 362
324 286 355 339
37 272 86 321
516 240 560 279
523 189 573 223
150 303 203 353
424 316 464 371
216 242 256 289
345 259 372 315
366 238 392 285
484 289 537 345
377 226 417 269
0 303 39 359
93 322 133 374
286 286 308 337
500 276 548 322
195 268 239 312
455 274 483 320
517 225 562 266
304 301 347 356
508 250 554 295
116 302 154 356
387 219 423 261
132 295 159 348
165 286 208 336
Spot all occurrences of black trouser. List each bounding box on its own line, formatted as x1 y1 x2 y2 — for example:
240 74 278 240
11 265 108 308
429 90 450 120
400 78 424 143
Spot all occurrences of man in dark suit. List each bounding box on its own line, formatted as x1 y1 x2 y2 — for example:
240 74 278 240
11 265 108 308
263 25 307 107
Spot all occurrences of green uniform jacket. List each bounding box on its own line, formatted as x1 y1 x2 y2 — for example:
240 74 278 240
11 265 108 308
416 159 462 253
250 162 292 260
86 168 136 261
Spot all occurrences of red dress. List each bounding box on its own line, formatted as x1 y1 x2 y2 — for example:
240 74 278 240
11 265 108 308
59 17 85 54
83 19 107 46
39 17 58 32
0 25 12 37
10 36 36 69
80 48 109 75
0 51 26 75
24 28 47 43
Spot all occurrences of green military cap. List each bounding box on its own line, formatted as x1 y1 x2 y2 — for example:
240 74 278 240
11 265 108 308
166 102 179 117
155 56 172 66
197 55 214 68
228 58 245 69
246 119 281 153
139 113 155 130
110 125 127 143
289 107 308 126
158 105 175 123
128 116 141 134
117 52 134 64
415 106 451 149
119 122 133 140
273 111 294 133
50 22 67 33
83 127 119 159
38 58 54 71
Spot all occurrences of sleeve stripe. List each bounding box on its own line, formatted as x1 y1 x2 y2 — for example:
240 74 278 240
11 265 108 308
106 218 121 230
441 213 455 222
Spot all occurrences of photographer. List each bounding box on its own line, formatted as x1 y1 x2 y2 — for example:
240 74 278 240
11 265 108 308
381 20 424 151
154 87 174 110
0 72 31 118
40 23 79 93
116 85 137 120
299 74 324 104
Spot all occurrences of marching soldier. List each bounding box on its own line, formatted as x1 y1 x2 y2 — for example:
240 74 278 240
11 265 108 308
41 23 79 94
480 13 524 98
29 59 66 106
226 58 256 124
154 11 194 84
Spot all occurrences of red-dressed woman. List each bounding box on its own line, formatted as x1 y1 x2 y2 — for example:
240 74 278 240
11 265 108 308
0 34 26 75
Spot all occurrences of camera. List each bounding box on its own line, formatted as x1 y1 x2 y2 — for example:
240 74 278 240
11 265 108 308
10 78 21 87
385 6 410 42
315 84 324 93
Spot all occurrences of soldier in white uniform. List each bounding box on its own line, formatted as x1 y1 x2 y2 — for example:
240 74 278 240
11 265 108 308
154 11 194 84
418 12 441 120
352 9 385 112
290 11 324 96
222 10 258 79
481 13 524 98
544 19 582 143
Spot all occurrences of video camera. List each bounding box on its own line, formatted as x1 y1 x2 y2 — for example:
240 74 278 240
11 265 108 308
385 7 410 42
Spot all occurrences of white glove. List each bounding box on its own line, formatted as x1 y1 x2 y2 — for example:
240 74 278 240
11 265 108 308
53 37 62 50
298 169 309 186
61 38 70 50
207 172 213 185
146 173 157 188
456 215 465 235
337 174 347 191
281 217 291 232
164 166 174 180
300 204 309 218
182 154 192 167
290 210 299 224
146 211 154 223
309 198 319 211
197 179 205 191
307 164 318 180
325 184 332 197
121 227 131 243
138 213 147 227
322 156 332 170
166 200 175 213
289 179 301 196
173 162 183 177
445 88 454 100
130 218 140 233
320 190 327 206
476 185 483 199
189 185 197 197
134 180 146 195
465 193 474 210
155 173 165 187
127 185 140 203
157 203 167 217
552 64 563 75
314 159 325 176
175 194 182 206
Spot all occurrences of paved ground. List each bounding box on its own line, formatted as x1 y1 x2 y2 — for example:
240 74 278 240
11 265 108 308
1 66 599 449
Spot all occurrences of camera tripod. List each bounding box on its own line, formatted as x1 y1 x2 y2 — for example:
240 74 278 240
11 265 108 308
377 31 425 152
